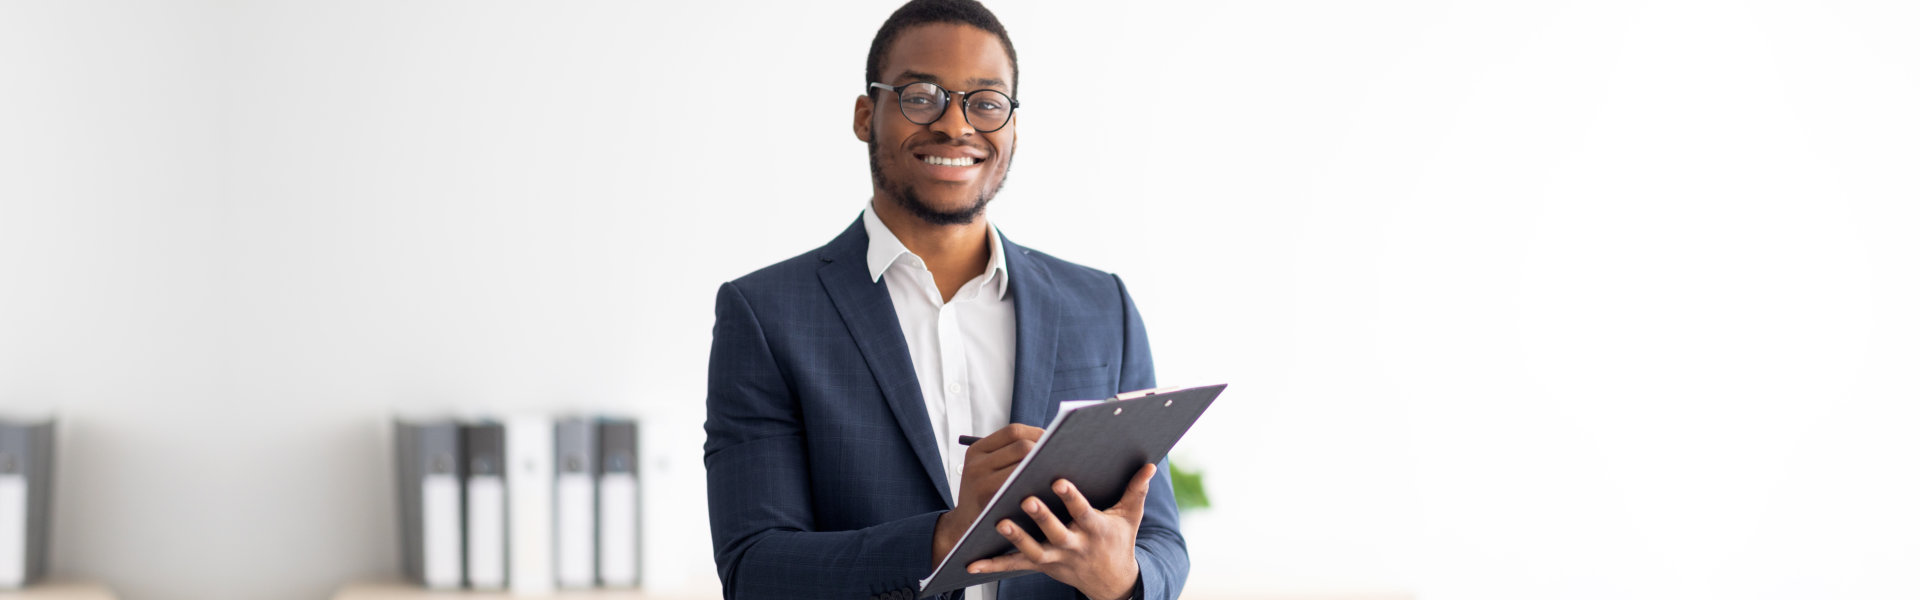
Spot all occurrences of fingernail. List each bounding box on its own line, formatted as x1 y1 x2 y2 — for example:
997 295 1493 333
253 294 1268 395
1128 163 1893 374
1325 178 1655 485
999 523 1013 534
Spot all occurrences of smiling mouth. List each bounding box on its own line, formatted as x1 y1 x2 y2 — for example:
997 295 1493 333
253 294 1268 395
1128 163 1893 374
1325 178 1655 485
918 154 979 167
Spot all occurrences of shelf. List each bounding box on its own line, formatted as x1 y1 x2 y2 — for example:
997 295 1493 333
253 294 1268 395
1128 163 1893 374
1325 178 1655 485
331 582 711 600
0 581 118 600
1185 595 1413 600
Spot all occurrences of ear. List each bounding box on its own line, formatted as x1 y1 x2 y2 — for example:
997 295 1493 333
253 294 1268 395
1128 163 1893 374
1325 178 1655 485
1006 112 1017 147
853 95 874 143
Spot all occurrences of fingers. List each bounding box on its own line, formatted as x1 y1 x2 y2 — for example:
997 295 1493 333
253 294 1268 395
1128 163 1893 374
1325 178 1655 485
967 547 1038 574
1022 496 1074 545
967 423 1044 455
958 425 1043 506
996 517 1051 564
1053 478 1097 520
964 441 1033 495
1112 463 1156 522
971 436 1037 472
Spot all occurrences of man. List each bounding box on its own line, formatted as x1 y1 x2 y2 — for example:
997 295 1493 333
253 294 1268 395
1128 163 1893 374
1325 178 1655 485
703 2 1187 599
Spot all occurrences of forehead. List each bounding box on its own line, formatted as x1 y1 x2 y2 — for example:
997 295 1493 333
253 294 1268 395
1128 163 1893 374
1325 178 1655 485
881 23 1013 90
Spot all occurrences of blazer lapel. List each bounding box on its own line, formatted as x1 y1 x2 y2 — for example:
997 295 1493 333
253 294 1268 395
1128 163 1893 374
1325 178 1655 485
1003 233 1062 428
816 220 955 506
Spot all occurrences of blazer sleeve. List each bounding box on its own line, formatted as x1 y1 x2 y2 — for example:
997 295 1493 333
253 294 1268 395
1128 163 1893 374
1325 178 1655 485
704 281 947 600
1115 274 1191 600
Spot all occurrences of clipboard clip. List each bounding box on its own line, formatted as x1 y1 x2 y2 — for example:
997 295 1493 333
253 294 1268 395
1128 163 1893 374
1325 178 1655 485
1114 386 1183 401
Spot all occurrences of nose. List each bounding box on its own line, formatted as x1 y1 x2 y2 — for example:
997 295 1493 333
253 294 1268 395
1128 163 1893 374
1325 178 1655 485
927 92 975 139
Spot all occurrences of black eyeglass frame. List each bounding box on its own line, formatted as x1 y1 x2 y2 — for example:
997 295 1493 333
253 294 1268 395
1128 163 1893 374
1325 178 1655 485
868 82 1020 133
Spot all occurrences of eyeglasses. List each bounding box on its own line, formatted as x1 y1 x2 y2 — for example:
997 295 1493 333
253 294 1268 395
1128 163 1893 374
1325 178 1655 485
869 82 1019 133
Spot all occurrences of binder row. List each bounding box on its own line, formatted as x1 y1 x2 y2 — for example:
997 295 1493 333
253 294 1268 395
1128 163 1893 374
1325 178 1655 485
0 418 55 590
394 415 640 593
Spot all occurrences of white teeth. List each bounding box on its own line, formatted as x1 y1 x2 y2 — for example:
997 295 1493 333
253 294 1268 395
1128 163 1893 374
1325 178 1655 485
922 155 977 167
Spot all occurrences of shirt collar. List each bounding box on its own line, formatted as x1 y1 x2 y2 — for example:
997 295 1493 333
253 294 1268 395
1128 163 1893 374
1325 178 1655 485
863 201 1010 300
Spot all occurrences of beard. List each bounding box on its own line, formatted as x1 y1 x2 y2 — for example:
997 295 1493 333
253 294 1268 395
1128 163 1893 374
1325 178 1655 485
868 139 1011 226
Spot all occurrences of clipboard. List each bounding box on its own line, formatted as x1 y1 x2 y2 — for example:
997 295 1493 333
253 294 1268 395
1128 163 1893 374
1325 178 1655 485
919 383 1227 597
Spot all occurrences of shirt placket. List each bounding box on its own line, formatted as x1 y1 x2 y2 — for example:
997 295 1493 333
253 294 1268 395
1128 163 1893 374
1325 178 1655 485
933 284 973 497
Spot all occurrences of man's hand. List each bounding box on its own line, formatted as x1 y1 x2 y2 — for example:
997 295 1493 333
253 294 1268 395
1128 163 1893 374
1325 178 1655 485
965 463 1156 600
932 423 1045 568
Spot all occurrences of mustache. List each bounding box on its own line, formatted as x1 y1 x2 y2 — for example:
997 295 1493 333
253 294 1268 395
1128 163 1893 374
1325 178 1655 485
910 137 991 155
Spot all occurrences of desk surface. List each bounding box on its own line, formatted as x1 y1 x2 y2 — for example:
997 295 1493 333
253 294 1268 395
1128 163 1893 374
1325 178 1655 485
0 581 117 600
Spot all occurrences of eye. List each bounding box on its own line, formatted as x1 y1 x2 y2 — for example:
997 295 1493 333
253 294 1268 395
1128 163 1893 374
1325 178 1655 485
901 93 938 106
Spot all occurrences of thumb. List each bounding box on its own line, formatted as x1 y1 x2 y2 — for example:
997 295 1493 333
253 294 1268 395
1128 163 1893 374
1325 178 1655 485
1113 462 1156 523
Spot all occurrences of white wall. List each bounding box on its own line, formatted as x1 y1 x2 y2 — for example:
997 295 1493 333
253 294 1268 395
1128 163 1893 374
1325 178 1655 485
3 1 1918 599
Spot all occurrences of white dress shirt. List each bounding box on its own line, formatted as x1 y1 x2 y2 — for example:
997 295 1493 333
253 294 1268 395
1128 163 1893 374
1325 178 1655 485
864 203 1016 600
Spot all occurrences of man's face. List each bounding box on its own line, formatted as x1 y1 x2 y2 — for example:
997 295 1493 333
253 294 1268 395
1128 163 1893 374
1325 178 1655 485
856 23 1017 226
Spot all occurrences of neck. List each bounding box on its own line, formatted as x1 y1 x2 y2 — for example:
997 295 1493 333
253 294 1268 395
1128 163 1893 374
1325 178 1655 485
872 195 991 302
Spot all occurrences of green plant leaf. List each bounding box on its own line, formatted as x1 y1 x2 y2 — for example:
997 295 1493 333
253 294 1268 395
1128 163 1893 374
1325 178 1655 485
1168 461 1210 512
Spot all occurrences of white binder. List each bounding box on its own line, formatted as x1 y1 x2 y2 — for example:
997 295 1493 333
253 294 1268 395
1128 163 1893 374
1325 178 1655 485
553 417 598 589
461 421 507 590
505 415 555 595
596 417 640 587
0 464 24 589
0 417 53 590
394 418 462 590
420 469 461 589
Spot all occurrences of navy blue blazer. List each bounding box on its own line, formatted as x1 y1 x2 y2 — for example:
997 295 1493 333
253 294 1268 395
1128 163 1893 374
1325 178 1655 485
705 218 1188 600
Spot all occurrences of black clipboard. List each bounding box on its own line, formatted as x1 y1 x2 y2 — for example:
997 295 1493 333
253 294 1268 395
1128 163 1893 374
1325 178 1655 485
919 383 1227 597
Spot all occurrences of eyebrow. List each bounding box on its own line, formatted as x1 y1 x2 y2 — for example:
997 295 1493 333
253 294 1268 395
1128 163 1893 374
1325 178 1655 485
895 70 1009 91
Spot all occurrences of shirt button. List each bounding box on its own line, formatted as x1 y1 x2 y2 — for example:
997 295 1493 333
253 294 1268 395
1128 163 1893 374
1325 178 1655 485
946 382 963 395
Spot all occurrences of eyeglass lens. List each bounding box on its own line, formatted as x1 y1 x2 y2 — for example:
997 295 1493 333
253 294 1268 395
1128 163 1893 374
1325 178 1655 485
895 82 1013 132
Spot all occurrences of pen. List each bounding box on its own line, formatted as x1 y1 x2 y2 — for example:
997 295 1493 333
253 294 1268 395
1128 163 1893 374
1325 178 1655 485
957 435 982 446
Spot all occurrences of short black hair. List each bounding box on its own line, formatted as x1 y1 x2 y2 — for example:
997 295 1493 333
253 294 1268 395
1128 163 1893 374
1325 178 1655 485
865 0 1019 98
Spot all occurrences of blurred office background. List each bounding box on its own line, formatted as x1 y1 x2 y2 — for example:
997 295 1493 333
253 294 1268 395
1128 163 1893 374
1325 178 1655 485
3 1 1917 599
